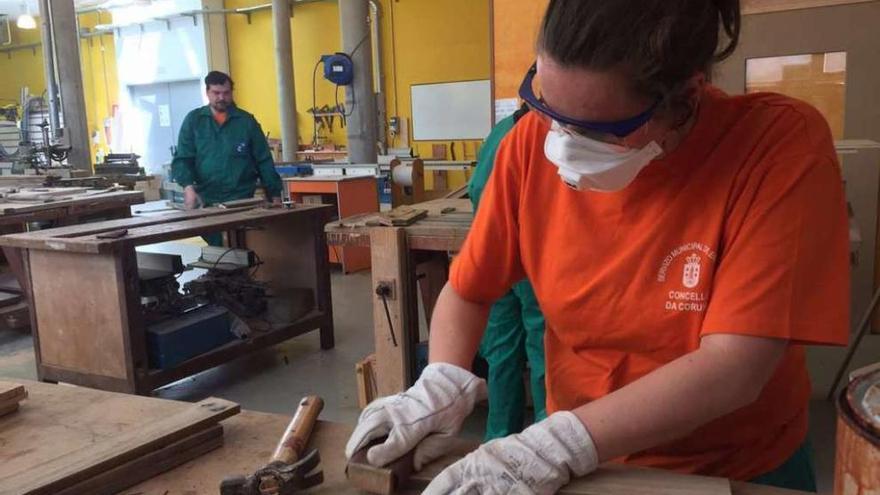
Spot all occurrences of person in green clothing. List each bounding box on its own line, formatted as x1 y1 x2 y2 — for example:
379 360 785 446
470 104 547 441
172 71 282 212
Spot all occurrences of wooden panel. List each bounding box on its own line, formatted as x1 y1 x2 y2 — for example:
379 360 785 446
742 0 876 14
0 380 238 495
0 206 333 253
1 399 237 494
370 227 415 396
244 214 320 293
29 250 130 380
0 190 143 215
129 415 809 495
55 425 224 495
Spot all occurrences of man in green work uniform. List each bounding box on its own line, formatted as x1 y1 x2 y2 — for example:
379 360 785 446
470 104 547 441
172 71 283 220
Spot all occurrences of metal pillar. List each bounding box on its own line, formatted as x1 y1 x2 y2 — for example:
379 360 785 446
37 0 60 139
339 0 378 164
50 0 91 170
272 0 298 161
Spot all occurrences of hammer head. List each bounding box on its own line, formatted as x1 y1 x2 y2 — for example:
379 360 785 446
220 449 323 495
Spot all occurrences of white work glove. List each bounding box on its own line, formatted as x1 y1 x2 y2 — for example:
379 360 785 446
423 411 599 495
344 362 487 469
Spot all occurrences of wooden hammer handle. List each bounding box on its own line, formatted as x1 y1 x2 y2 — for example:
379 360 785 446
270 395 324 464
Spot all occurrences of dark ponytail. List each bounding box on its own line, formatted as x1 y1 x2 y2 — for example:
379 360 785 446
537 0 741 118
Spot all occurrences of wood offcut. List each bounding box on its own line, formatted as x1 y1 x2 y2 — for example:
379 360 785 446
0 381 27 416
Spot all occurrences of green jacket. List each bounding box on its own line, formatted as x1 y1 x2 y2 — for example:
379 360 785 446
469 113 518 210
171 105 282 205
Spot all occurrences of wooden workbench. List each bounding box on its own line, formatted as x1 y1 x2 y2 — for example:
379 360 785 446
0 204 335 394
326 199 472 396
128 408 809 495
0 188 144 332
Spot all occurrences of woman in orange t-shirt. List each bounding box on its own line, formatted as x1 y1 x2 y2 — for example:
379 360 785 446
345 1 850 493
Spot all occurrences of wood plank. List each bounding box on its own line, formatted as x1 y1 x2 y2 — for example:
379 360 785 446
741 0 875 14
355 354 378 409
0 398 239 494
0 382 27 417
0 205 333 253
128 413 808 495
0 381 233 492
17 207 236 239
0 381 26 402
347 441 415 495
0 191 143 215
369 228 415 396
55 424 225 495
29 250 130 380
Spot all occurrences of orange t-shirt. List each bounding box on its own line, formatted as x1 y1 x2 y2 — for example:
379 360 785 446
449 86 850 480
213 110 227 126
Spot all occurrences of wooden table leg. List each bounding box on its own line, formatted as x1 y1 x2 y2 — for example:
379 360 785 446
369 227 417 396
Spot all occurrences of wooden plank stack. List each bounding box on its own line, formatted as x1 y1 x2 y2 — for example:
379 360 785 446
0 380 240 495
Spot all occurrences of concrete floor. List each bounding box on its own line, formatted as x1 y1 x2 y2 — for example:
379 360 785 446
1 239 879 493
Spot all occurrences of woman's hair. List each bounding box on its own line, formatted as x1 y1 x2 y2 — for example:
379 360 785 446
537 0 740 119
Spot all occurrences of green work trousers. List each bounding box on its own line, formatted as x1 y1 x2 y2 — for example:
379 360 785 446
750 440 818 492
479 279 547 441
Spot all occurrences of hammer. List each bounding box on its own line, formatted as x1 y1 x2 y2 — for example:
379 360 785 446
221 395 325 495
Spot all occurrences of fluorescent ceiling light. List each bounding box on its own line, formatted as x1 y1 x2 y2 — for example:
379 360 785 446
16 14 36 30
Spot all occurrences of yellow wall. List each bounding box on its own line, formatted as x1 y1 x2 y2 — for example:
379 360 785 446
225 0 490 189
2 1 492 178
79 12 119 163
0 13 118 167
379 0 491 162
0 22 46 104
225 0 348 149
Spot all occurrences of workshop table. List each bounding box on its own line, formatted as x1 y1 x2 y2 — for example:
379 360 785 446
0 204 335 394
128 410 809 495
326 198 472 397
0 189 144 332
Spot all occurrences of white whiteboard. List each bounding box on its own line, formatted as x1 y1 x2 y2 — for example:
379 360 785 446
411 80 492 141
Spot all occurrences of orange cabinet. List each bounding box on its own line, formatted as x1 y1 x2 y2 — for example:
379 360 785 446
286 175 378 273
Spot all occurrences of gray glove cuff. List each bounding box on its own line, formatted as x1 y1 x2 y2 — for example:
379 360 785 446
542 411 600 478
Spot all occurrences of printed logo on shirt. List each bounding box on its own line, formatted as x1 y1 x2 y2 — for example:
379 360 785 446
657 242 717 313
234 142 249 155
682 253 701 288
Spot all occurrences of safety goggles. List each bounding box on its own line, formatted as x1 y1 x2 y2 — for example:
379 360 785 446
518 62 660 139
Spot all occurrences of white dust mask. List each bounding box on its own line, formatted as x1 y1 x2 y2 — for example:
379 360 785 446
543 121 663 192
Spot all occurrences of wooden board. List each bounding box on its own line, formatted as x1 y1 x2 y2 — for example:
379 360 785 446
56 425 225 495
741 0 876 14
29 250 130 380
0 381 27 416
355 354 378 409
0 190 143 215
0 380 239 495
128 413 810 495
0 205 333 254
369 227 415 396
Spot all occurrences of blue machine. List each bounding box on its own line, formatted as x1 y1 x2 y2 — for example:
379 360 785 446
321 53 354 86
147 305 233 369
